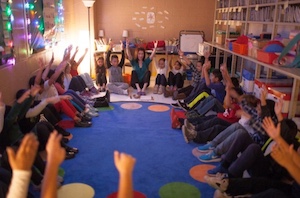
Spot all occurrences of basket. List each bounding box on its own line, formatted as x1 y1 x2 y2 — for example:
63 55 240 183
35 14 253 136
257 50 279 64
232 42 248 55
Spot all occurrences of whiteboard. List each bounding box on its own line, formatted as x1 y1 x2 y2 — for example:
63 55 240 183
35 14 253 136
180 34 203 53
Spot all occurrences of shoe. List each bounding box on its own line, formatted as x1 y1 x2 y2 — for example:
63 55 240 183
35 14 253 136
204 175 229 193
171 103 180 108
199 151 221 163
65 146 79 154
178 100 190 111
153 85 159 94
184 119 195 130
173 92 186 100
65 151 76 160
164 87 173 98
62 138 69 143
182 125 196 143
87 110 99 117
207 164 228 176
197 143 215 153
75 121 92 127
79 114 92 122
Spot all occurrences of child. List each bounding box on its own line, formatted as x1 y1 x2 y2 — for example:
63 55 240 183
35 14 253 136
95 57 107 92
167 59 184 91
106 41 129 95
153 55 168 95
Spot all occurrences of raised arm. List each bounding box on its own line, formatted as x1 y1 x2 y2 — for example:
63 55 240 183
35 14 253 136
41 52 54 81
149 40 158 60
220 63 232 88
76 48 88 66
106 41 113 68
178 50 191 65
0 92 5 133
41 131 66 198
119 41 125 67
202 61 211 86
114 151 136 198
48 50 70 86
70 46 79 63
126 39 132 61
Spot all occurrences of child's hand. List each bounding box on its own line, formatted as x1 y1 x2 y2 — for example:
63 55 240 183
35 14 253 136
17 90 31 104
203 61 211 70
114 151 136 175
30 84 41 97
46 131 66 166
126 38 130 47
220 63 227 73
262 117 280 140
260 85 268 100
153 40 158 49
7 133 39 171
120 40 124 49
274 98 283 115
178 50 184 57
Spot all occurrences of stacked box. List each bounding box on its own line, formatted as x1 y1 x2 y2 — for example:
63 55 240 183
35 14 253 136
254 78 293 99
267 87 300 117
241 69 255 94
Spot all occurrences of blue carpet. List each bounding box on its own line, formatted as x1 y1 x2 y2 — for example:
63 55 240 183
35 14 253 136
55 102 215 197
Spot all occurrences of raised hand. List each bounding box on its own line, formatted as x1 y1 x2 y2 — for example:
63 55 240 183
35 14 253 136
178 50 184 57
6 133 39 171
260 85 268 100
262 117 280 140
120 40 124 49
114 151 136 175
46 131 66 166
153 40 158 49
30 84 41 97
274 98 283 115
271 143 294 168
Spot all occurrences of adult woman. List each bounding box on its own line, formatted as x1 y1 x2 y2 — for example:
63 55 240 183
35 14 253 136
126 39 158 95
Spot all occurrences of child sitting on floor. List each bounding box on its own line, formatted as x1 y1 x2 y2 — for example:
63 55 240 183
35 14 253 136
153 52 168 95
167 59 185 92
95 56 107 92
106 40 129 95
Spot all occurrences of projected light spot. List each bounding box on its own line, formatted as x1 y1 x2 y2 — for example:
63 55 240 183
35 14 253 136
121 103 142 110
190 164 216 183
159 182 200 198
57 183 95 198
148 104 170 112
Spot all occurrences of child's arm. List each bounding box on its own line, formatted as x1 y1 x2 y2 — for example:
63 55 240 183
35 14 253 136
149 40 158 60
41 52 54 81
202 61 211 86
76 48 88 67
70 46 79 63
48 50 70 86
106 41 113 68
125 39 132 61
178 50 191 66
220 63 233 88
119 41 125 67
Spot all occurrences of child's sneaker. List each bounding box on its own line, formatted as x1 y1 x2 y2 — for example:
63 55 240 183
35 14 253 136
204 174 229 192
197 143 215 153
182 125 196 143
184 119 195 130
207 164 228 176
153 85 159 94
198 151 221 163
158 85 165 95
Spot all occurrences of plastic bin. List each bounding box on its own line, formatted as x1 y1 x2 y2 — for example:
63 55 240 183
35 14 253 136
232 42 248 55
257 50 278 64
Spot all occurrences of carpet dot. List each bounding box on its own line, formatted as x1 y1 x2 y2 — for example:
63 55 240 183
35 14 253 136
107 191 146 198
189 164 216 183
121 103 143 110
148 104 170 112
57 183 95 198
97 105 114 111
159 182 201 198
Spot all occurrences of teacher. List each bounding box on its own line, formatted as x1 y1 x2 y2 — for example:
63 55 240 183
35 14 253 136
126 39 158 95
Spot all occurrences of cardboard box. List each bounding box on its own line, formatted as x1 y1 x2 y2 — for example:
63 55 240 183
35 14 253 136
216 32 226 45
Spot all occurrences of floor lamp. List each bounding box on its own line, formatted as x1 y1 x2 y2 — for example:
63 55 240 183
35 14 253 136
82 0 96 76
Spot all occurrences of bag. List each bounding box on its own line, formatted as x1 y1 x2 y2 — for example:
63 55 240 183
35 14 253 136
170 108 186 129
93 90 110 108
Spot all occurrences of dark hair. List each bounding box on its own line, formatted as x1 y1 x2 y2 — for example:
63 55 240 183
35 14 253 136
16 89 27 100
97 57 104 61
159 58 165 62
231 77 239 88
231 86 244 96
28 76 44 87
212 69 223 81
244 94 258 108
135 47 146 62
47 69 55 79
265 99 276 118
175 61 182 67
111 55 118 60
280 119 298 145
198 56 205 65
56 72 64 87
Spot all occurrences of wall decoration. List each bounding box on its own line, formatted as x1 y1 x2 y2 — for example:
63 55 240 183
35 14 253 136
132 7 170 30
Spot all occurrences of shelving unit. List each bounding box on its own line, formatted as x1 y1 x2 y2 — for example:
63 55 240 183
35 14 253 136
209 0 300 118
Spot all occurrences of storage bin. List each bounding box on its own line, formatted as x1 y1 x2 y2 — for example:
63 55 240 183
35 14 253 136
216 31 226 45
267 87 300 117
253 78 293 99
257 50 278 64
122 74 131 84
232 42 248 55
241 69 255 94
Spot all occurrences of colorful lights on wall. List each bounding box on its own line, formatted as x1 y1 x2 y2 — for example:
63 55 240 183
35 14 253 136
25 0 64 52
0 0 14 65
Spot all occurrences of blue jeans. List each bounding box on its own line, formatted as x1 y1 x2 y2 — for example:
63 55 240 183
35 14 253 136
193 96 225 116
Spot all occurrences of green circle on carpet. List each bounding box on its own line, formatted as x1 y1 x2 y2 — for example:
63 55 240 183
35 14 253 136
97 105 114 111
57 183 95 198
121 103 142 110
148 104 170 112
58 167 65 177
159 182 201 198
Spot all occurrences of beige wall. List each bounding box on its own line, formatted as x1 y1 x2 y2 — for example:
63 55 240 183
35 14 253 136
94 0 215 42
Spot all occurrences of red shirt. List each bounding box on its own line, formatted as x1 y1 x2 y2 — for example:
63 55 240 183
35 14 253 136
70 69 78 77
217 103 240 124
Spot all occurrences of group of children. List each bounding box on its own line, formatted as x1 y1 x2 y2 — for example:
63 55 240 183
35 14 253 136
167 51 300 197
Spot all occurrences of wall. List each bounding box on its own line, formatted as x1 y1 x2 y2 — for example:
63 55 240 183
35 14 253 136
94 0 215 43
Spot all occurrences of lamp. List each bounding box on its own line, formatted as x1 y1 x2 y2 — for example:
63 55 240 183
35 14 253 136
98 29 104 38
82 0 96 76
122 30 128 41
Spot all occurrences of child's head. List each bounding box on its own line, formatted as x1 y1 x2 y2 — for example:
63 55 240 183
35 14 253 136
158 58 166 69
280 119 298 145
111 55 119 67
229 87 244 103
137 48 146 61
196 61 203 72
97 57 104 67
244 94 259 108
28 76 44 94
231 77 240 88
210 69 223 83
174 61 182 70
